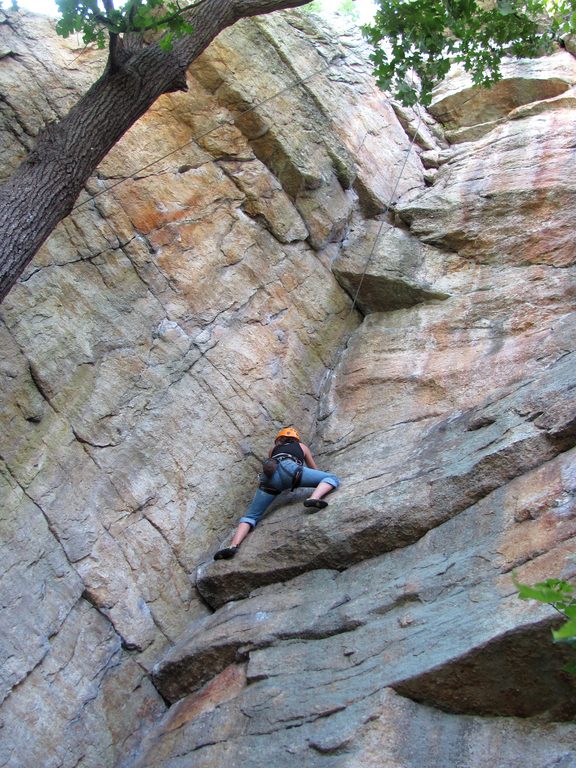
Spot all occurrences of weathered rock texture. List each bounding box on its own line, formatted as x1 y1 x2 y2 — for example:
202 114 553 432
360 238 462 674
0 8 575 768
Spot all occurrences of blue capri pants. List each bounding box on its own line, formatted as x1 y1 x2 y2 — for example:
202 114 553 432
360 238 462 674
240 458 340 528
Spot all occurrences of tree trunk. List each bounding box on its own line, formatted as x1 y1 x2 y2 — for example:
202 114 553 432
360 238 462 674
0 0 309 303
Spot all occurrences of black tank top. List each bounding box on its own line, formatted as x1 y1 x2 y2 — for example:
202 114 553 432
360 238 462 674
271 440 304 462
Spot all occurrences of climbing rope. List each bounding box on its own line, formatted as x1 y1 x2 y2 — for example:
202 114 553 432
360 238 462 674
72 57 340 212
314 100 424 426
347 105 423 319
67 38 424 442
314 97 422 450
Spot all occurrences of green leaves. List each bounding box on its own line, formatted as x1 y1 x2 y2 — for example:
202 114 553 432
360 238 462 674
515 577 574 606
55 0 194 50
56 0 108 48
362 0 563 106
515 576 576 665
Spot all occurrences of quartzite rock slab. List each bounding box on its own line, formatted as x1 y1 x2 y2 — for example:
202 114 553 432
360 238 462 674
192 13 425 221
0 463 83 705
1 8 382 662
141 449 576 767
396 108 576 267
3 9 576 768
122 685 576 768
0 10 424 765
429 52 576 131
196 303 576 607
159 448 576 705
332 220 451 313
0 600 166 768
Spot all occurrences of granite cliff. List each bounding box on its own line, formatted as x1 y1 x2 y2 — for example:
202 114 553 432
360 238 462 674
0 8 575 767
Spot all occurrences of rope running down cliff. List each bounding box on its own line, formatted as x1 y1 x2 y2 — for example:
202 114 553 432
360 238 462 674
314 103 423 418
347 105 423 318
67 42 425 408
69 44 425 417
71 56 341 212
70 48 424 325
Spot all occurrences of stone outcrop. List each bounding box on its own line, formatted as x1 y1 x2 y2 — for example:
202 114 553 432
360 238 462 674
0 8 575 768
428 52 576 140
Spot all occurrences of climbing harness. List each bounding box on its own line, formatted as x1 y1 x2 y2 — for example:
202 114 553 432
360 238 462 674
274 454 304 491
258 452 303 494
273 453 303 464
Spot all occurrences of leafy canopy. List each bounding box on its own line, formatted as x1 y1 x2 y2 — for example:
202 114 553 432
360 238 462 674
55 0 194 50
362 0 576 105
41 0 576 106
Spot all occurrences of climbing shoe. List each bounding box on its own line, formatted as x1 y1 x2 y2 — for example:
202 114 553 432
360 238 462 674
303 498 328 510
213 546 239 561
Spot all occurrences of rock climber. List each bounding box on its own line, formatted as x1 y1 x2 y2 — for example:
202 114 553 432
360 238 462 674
213 427 340 560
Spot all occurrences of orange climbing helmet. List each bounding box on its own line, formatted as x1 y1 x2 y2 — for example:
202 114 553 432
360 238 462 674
275 426 301 442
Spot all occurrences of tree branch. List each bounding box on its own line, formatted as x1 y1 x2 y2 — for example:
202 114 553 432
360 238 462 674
0 0 311 303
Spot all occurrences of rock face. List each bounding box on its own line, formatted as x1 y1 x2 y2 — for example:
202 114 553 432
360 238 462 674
0 8 575 768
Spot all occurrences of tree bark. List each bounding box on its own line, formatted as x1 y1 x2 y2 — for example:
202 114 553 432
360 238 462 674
0 0 309 303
